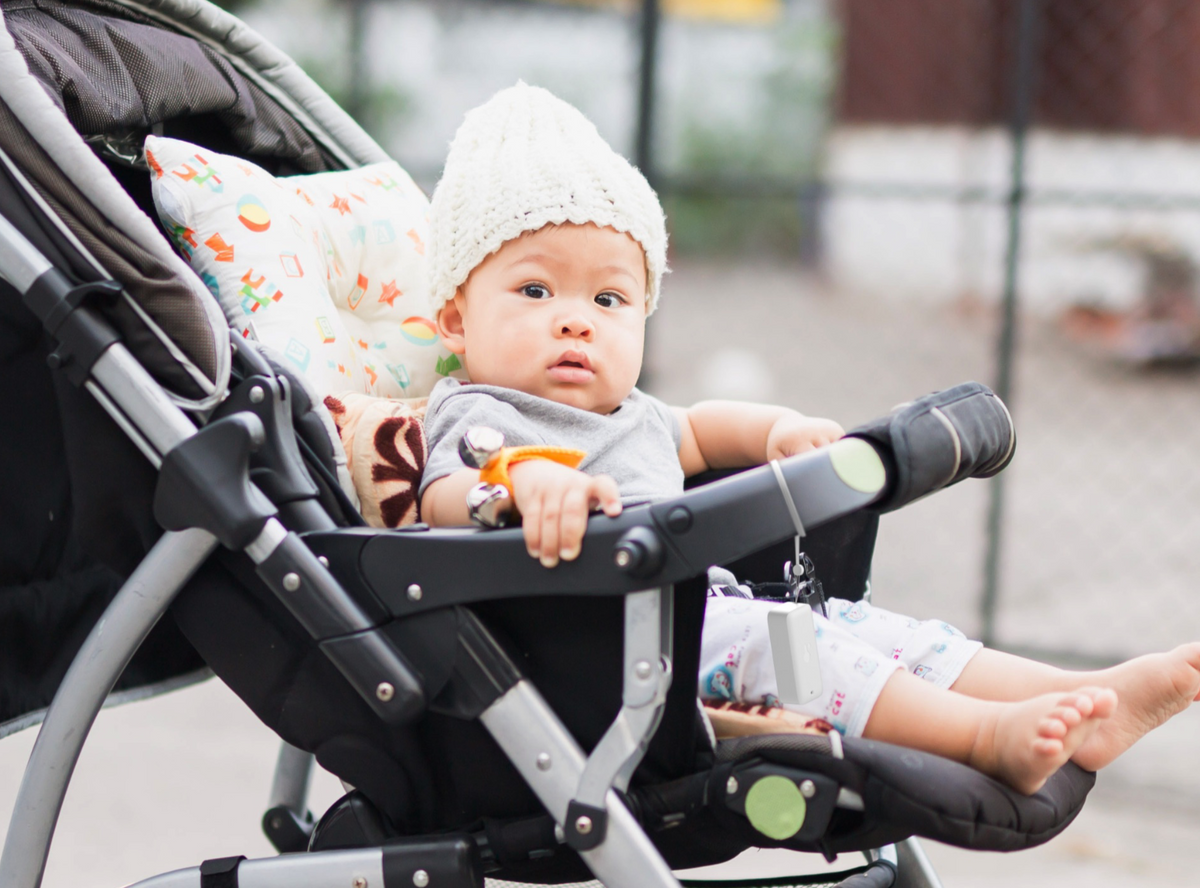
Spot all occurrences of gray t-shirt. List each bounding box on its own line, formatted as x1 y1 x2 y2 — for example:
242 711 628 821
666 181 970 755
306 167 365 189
419 378 684 506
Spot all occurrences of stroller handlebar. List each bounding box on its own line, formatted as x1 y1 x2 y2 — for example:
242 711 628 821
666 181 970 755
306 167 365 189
309 438 885 616
307 382 1015 617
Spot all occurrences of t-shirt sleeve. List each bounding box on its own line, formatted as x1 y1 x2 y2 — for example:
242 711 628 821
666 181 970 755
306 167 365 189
640 391 682 451
419 386 549 499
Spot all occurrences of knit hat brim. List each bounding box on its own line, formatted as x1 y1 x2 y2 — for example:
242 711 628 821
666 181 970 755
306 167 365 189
427 82 668 315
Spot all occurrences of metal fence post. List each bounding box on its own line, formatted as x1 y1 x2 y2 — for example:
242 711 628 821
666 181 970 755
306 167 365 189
981 0 1041 646
346 0 369 129
634 0 661 187
635 0 661 390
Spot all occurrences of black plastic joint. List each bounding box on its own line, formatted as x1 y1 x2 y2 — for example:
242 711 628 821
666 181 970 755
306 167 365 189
381 834 483 888
721 764 839 845
613 526 665 578
255 531 383 637
23 270 123 386
215 374 319 505
563 801 607 851
199 856 245 888
153 413 277 549
319 628 426 725
261 805 313 854
455 608 522 705
837 858 899 888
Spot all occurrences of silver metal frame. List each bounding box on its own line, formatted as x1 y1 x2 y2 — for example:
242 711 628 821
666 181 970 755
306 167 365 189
122 848 387 888
481 680 681 888
575 587 673 809
0 528 219 888
894 837 945 888
267 742 316 819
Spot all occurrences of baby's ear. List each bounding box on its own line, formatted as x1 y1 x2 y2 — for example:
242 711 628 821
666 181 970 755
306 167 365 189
436 292 467 355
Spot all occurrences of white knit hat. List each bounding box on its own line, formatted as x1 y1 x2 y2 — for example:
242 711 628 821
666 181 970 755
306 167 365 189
428 82 668 315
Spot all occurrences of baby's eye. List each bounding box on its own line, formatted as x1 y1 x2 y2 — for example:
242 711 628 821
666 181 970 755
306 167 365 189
595 292 625 308
522 284 550 300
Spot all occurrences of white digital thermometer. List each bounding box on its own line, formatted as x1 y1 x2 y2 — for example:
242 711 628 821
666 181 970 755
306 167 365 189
767 602 823 706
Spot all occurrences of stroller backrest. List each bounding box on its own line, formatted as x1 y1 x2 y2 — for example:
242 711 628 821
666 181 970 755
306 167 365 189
0 0 384 732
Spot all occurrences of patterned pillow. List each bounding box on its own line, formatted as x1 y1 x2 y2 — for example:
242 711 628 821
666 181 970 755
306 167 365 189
145 135 464 399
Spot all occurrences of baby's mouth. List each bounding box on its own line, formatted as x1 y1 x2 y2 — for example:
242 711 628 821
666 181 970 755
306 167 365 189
549 352 594 383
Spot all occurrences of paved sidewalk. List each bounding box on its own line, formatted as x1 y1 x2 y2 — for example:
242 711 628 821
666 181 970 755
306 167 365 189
2 679 1198 888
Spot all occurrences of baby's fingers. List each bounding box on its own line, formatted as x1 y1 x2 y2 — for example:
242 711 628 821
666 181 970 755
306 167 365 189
590 474 623 518
520 492 544 562
558 485 591 562
536 493 564 568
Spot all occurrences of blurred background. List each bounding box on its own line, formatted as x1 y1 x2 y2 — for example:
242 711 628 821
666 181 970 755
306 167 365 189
215 0 1200 666
5 1 1200 886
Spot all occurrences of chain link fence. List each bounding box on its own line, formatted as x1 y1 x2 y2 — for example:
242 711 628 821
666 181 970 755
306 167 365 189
824 0 1200 662
239 0 1200 664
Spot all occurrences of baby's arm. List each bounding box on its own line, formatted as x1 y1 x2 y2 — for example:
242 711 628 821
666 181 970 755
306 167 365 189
421 463 622 568
674 401 844 476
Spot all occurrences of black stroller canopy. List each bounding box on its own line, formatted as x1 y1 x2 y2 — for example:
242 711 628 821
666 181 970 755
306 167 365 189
4 0 329 171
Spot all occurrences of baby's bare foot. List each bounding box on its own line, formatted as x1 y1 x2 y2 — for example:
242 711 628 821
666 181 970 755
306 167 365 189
1072 642 1200 772
970 687 1116 795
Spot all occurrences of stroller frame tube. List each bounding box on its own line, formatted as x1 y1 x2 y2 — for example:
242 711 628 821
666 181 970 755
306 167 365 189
481 679 681 888
266 741 315 816
0 209 50 290
574 587 672 811
89 344 198 460
894 837 943 888
0 527 219 888
123 847 387 888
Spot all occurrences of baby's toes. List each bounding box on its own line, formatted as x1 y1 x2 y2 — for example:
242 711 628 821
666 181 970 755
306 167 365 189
1064 692 1094 719
1032 736 1064 757
1087 687 1118 718
1055 703 1084 727
1038 716 1068 740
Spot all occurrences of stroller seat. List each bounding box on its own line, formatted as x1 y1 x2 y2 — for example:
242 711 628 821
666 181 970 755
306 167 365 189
0 1 1093 886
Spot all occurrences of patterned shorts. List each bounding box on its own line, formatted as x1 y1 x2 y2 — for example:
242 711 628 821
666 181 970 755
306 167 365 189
699 594 982 738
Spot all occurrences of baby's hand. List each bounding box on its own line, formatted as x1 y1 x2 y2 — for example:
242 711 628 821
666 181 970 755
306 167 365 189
509 460 622 568
766 413 845 462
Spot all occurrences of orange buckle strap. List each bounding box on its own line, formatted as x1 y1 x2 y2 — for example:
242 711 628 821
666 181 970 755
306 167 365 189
479 445 587 496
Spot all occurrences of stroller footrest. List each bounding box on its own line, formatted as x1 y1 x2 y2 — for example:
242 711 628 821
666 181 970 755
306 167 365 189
719 763 840 844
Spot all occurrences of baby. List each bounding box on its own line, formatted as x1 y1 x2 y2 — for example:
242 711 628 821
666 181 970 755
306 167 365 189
418 83 1200 795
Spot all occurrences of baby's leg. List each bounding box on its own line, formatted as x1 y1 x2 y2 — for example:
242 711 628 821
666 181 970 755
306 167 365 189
951 644 1200 771
864 669 1117 794
822 597 982 690
828 598 1200 771
700 596 904 737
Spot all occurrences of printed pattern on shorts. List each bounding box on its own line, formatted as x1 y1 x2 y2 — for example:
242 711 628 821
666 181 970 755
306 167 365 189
699 594 982 738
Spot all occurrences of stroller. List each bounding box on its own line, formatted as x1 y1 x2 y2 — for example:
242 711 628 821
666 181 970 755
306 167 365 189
0 0 1096 886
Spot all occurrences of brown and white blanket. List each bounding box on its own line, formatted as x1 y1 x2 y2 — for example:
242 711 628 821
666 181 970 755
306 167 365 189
324 393 428 528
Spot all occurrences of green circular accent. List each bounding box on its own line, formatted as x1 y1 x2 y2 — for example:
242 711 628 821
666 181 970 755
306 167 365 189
828 438 887 495
744 775 807 840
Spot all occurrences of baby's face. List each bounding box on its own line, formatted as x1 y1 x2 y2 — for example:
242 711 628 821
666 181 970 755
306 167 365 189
438 223 648 414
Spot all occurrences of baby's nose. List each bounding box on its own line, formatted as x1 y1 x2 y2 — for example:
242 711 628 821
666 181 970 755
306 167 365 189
559 317 594 338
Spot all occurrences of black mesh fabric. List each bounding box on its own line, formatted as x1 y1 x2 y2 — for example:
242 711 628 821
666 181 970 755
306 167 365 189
0 100 220 395
0 0 347 396
3 0 329 171
0 270 204 727
715 732 836 763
